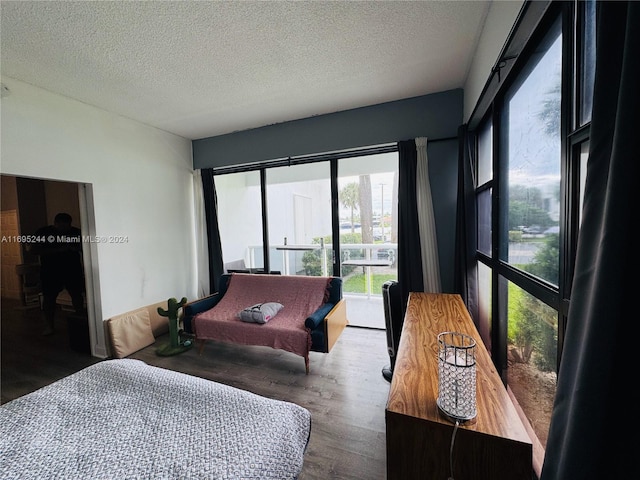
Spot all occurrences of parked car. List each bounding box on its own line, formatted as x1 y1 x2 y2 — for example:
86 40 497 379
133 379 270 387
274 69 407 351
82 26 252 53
523 225 543 234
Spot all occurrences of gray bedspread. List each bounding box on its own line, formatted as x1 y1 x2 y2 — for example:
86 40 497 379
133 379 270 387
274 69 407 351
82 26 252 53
0 359 311 479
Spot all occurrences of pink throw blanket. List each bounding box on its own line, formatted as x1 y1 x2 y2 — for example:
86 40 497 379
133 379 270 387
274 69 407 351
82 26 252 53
193 274 332 359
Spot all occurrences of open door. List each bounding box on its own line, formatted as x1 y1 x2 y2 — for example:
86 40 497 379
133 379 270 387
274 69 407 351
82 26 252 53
0 175 105 357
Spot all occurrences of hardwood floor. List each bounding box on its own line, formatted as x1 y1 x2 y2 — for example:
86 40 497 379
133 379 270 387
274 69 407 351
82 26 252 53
1 297 391 479
0 298 101 403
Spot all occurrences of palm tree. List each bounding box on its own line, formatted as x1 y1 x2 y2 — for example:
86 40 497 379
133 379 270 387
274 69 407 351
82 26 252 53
359 175 373 244
340 182 359 233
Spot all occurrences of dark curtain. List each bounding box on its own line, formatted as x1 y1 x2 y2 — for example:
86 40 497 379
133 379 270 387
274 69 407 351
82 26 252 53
541 2 638 479
201 168 225 293
397 139 424 315
453 124 478 323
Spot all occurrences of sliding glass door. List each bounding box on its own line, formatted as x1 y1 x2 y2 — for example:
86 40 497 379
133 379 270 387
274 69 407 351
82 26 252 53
265 163 331 276
213 147 398 330
215 171 264 272
338 153 398 328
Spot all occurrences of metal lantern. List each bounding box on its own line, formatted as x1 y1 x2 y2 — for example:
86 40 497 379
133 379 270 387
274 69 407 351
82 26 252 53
437 331 477 422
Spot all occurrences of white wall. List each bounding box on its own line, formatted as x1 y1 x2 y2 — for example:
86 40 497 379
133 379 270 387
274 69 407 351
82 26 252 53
463 0 524 122
0 77 196 354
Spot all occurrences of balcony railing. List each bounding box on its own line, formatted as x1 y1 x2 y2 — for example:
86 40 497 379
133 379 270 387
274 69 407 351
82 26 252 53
245 242 397 297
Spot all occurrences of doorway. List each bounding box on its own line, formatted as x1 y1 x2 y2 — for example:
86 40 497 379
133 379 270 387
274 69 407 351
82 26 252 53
213 150 398 330
337 153 398 329
1 175 101 357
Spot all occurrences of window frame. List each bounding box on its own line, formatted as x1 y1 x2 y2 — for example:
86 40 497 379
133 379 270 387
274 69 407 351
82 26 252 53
467 1 593 473
212 144 398 276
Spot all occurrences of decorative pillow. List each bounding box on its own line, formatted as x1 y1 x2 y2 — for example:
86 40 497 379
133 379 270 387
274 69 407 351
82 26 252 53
238 302 284 324
107 308 155 358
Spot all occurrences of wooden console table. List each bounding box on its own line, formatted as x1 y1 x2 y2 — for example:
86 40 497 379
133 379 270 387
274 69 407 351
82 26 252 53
386 292 532 479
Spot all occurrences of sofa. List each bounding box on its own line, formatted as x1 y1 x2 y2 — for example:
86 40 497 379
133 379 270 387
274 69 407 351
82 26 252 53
183 273 348 373
105 300 170 358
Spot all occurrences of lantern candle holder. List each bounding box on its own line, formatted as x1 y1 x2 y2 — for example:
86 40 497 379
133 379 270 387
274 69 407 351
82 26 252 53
437 331 477 423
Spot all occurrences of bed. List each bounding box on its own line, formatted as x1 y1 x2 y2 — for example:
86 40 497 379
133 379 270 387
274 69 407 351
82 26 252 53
0 359 311 479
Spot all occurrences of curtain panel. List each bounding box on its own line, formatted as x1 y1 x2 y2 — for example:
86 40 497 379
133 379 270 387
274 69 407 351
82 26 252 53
415 137 442 293
193 170 210 298
453 124 478 322
201 168 225 294
397 139 424 315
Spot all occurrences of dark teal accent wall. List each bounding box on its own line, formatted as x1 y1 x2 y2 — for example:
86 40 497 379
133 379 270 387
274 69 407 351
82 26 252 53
191 88 461 293
192 89 462 169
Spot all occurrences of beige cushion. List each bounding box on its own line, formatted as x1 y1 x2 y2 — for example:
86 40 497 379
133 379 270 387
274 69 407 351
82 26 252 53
146 301 170 337
108 308 155 358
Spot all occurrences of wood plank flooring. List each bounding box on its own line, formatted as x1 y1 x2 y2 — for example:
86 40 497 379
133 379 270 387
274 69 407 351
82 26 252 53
1 298 391 479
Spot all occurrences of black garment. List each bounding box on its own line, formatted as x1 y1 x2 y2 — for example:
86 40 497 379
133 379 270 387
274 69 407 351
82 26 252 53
34 224 84 297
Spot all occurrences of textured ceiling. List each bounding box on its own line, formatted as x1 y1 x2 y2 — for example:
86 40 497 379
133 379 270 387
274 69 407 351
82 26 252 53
1 1 491 140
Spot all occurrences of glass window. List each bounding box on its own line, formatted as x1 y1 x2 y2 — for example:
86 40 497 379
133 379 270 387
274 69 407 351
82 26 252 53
501 19 562 286
506 279 557 449
477 118 493 257
579 141 589 226
477 188 492 256
478 119 493 186
265 163 332 276
579 0 596 126
216 171 264 271
477 262 492 350
471 3 593 473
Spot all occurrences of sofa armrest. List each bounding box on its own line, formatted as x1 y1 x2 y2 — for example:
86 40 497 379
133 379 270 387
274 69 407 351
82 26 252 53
182 293 222 333
305 302 335 330
324 298 348 352
327 277 342 304
305 277 343 330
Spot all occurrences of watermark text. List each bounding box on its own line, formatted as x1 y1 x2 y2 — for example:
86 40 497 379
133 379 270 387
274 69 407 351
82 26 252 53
1 235 129 244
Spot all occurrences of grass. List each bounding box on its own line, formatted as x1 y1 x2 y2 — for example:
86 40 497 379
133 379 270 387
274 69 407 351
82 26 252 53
343 273 397 294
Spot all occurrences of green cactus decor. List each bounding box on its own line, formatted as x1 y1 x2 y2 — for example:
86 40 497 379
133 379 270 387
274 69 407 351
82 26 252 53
156 297 193 356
